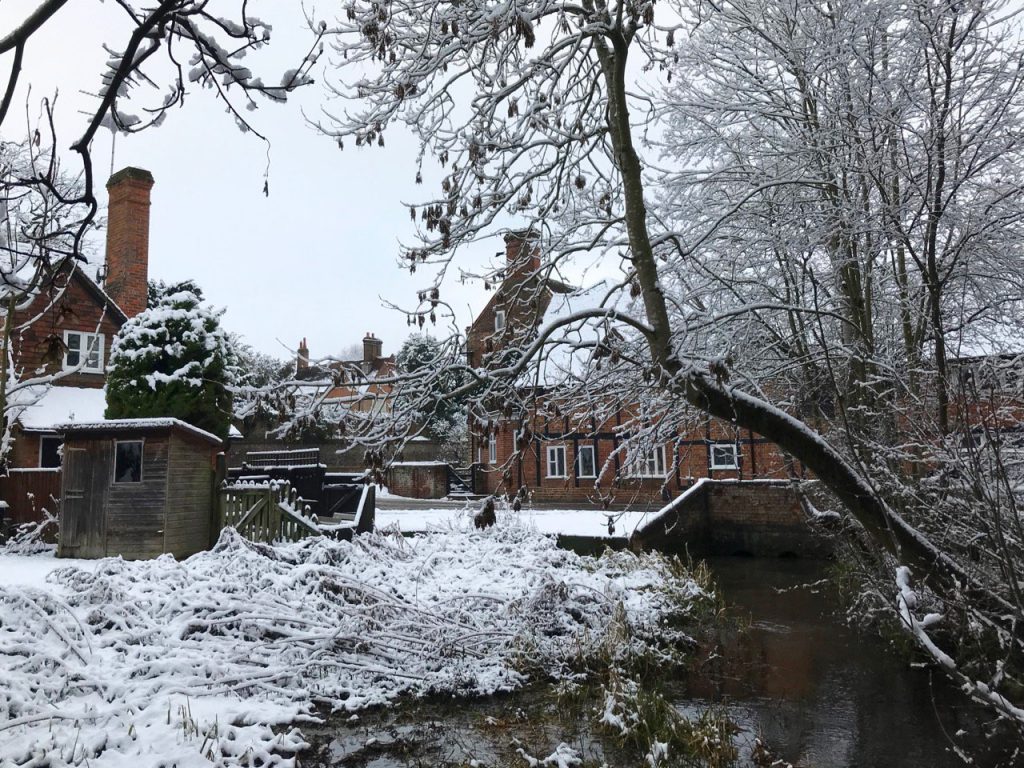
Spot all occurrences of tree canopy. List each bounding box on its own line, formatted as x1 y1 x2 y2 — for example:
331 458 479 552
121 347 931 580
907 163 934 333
105 288 236 440
396 333 468 458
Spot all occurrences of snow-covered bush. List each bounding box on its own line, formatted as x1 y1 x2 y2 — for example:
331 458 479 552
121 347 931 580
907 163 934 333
0 521 708 766
105 288 236 439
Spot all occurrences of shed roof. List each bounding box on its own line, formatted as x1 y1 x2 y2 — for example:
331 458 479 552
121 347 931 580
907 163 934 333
57 417 223 446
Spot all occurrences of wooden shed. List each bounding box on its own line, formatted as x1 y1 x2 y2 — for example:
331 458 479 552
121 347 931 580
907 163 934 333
56 418 222 559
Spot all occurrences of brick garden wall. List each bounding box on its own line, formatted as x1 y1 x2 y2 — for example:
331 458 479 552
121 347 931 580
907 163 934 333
387 463 449 499
630 479 831 558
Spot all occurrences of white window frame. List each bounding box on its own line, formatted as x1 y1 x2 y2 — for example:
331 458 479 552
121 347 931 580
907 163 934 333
546 445 567 478
113 439 144 484
63 331 104 374
488 433 497 464
631 446 667 478
576 444 597 478
494 309 506 332
710 442 739 470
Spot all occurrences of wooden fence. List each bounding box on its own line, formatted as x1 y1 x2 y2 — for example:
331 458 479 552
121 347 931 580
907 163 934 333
0 469 61 526
218 481 321 544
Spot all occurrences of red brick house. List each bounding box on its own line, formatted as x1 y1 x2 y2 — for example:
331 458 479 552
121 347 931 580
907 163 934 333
308 333 398 416
466 232 795 506
233 333 406 469
6 167 154 470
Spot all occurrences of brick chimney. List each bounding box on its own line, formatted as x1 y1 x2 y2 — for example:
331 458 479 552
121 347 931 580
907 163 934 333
104 167 154 318
363 332 383 362
504 229 540 281
297 338 309 374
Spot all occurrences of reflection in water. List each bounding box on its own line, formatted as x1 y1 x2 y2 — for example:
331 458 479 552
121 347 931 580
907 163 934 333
699 557 1012 767
305 557 1016 767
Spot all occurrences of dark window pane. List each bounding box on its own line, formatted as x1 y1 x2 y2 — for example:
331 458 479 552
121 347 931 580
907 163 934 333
711 444 738 468
39 437 62 468
578 446 596 477
114 441 143 483
66 333 81 367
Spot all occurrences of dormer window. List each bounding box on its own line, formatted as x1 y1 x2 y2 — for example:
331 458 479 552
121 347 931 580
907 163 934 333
64 331 104 374
494 309 506 332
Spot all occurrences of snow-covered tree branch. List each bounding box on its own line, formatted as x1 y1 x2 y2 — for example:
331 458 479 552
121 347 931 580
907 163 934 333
319 0 1024 729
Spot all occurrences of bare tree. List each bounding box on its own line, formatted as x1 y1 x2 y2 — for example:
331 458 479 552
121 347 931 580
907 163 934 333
319 0 1024 727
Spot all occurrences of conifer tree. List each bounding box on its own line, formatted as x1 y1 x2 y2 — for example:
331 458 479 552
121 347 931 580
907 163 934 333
105 288 235 440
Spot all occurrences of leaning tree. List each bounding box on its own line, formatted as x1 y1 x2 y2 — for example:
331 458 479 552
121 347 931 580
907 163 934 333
318 0 1024 727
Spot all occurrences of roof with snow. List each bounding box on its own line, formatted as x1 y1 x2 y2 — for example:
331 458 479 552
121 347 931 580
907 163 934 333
531 280 629 385
13 385 108 432
57 417 223 446
12 384 241 439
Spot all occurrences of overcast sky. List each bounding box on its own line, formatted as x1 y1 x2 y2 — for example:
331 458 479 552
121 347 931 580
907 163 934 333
3 0 501 362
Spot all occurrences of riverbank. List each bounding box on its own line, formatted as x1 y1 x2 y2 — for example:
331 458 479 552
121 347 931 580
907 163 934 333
303 557 1019 767
0 522 711 766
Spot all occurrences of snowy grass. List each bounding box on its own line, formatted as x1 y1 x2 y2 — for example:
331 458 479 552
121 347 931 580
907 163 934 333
0 521 706 767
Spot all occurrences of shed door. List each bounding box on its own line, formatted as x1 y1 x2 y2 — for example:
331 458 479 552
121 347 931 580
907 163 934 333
60 447 106 558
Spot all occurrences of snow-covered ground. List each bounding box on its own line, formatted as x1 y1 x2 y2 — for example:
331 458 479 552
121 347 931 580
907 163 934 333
0 521 703 767
376 501 658 539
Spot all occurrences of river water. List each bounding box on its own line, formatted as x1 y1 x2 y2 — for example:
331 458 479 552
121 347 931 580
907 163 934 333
305 557 1018 767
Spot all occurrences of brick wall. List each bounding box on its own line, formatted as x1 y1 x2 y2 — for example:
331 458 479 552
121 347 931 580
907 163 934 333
387 463 448 499
104 167 154 319
630 480 830 558
11 268 123 390
0 468 61 526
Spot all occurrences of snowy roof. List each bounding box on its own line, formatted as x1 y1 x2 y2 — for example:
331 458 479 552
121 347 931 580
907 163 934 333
58 417 223 445
532 280 628 385
12 384 238 440
949 323 1024 360
13 385 108 431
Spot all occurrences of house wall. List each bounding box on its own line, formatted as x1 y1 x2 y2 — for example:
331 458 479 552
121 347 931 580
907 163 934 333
104 167 153 319
11 268 122 392
463 233 798 507
472 412 798 506
164 432 215 557
10 429 43 469
0 468 61 525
